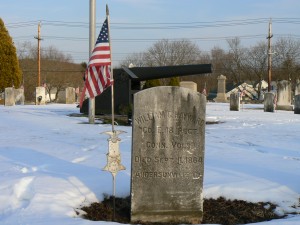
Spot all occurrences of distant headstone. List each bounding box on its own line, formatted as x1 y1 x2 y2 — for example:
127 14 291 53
57 87 76 104
35 87 46 105
264 92 275 112
5 87 15 106
57 90 66 103
214 74 227 102
295 80 300 96
294 95 300 114
131 86 206 224
14 88 25 105
66 87 76 104
179 81 197 92
276 80 293 111
230 93 240 111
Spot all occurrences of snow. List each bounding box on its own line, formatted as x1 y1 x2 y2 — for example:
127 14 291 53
0 102 299 224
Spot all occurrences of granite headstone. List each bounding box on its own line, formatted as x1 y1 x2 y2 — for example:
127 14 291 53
214 75 227 102
35 87 46 105
276 80 293 111
230 92 240 111
294 94 300 114
131 86 206 224
264 92 275 112
4 87 15 106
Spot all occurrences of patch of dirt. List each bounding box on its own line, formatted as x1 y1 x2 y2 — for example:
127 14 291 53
79 196 284 225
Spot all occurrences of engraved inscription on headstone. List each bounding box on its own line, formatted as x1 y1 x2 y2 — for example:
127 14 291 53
131 86 206 224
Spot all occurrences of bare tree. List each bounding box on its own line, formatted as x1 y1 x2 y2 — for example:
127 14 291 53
224 37 247 85
120 52 147 68
244 41 268 98
273 37 300 89
144 39 202 66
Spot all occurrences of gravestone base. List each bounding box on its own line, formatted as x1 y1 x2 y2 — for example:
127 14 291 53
276 105 293 111
132 210 203 224
214 93 228 103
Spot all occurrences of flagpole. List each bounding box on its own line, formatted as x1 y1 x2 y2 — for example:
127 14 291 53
106 5 115 132
88 0 96 124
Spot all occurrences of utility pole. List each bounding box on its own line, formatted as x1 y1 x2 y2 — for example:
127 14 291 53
89 0 96 124
267 18 273 92
34 22 42 87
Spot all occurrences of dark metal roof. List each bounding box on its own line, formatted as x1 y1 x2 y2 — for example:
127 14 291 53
115 64 212 81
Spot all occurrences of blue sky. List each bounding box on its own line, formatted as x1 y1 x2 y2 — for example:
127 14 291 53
1 0 300 65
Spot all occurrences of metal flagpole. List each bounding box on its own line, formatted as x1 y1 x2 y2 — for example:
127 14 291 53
106 5 115 133
106 5 116 221
113 174 116 221
89 0 96 124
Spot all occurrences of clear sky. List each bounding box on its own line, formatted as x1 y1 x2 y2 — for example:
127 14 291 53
1 0 300 66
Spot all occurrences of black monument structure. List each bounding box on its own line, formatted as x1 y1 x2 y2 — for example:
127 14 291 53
80 64 212 115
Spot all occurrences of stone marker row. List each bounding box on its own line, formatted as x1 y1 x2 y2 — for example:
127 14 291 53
3 87 77 106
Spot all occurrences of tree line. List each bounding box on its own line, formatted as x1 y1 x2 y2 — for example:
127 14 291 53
121 38 300 98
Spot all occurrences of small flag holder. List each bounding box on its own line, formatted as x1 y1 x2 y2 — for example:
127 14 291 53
102 130 126 221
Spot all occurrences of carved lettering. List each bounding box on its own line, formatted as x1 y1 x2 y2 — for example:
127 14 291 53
146 142 167 149
135 156 152 164
177 157 203 165
135 171 190 178
134 111 203 126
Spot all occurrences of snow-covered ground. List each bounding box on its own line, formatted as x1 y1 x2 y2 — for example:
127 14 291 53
0 102 299 225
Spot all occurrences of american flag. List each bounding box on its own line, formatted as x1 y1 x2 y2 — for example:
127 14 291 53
80 18 112 108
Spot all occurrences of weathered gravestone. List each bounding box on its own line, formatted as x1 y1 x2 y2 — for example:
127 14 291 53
230 92 240 111
57 87 76 104
264 92 275 112
214 74 227 102
179 81 197 92
295 95 300 114
276 80 293 111
295 80 300 96
14 88 25 105
131 86 206 224
4 87 15 106
35 87 45 105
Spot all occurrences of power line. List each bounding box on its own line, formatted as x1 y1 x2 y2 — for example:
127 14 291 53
7 17 300 29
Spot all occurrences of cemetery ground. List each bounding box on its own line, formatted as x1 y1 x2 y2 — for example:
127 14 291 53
0 103 299 224
80 195 282 225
